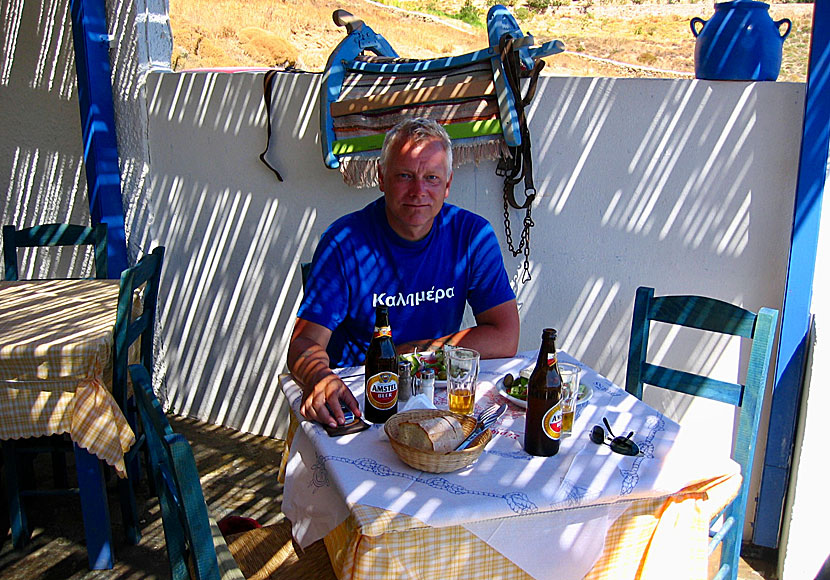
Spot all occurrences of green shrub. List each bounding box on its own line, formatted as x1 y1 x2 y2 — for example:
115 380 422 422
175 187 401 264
456 0 481 26
526 0 551 13
638 52 657 66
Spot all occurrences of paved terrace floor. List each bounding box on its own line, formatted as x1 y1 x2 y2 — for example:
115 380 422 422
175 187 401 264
1 415 778 579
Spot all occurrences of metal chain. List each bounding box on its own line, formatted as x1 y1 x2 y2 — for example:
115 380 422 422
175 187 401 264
497 33 544 285
503 191 534 283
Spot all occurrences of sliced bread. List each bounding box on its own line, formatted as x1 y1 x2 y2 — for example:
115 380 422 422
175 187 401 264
397 415 466 453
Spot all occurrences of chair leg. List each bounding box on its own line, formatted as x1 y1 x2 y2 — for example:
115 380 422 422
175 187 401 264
117 474 141 545
73 443 114 570
118 396 143 545
717 507 742 580
2 440 30 548
51 452 69 489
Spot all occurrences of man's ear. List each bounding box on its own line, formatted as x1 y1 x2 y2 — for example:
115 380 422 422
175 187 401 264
444 171 453 199
377 165 386 192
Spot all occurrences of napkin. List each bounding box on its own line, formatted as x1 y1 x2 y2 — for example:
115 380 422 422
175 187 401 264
401 393 437 412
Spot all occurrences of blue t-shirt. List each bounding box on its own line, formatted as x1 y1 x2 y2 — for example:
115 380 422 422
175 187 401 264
298 198 516 367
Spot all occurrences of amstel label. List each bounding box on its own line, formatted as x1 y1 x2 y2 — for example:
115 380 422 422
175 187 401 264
366 371 398 410
542 402 562 441
373 326 392 338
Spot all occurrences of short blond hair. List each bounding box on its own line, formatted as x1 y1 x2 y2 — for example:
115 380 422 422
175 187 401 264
379 118 453 178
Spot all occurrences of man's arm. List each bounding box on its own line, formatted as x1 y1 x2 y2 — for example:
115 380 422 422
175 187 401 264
396 299 520 359
287 318 361 428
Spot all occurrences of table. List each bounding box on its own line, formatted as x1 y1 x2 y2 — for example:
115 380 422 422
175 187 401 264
0 279 137 569
280 352 741 580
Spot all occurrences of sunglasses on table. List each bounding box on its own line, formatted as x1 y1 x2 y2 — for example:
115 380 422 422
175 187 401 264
589 417 643 457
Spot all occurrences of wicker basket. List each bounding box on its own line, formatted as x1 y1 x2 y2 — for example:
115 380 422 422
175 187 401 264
385 409 492 473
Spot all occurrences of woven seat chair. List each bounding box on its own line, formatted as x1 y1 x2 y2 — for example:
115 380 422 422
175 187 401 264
625 286 778 580
2 222 110 554
129 363 336 580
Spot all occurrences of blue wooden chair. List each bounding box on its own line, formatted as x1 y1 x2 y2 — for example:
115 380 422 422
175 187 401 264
113 245 165 545
3 222 108 280
2 222 113 566
130 364 338 580
625 286 778 580
129 363 243 580
300 261 311 290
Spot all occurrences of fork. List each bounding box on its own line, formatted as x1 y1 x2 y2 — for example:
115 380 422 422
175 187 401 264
454 403 507 451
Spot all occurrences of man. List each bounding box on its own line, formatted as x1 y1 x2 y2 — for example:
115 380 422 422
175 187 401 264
288 118 519 428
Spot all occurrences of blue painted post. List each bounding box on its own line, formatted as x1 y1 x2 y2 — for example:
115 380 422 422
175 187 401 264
74 443 114 569
69 0 129 278
753 0 830 548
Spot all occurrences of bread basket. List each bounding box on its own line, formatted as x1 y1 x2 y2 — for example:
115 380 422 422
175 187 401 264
385 409 492 473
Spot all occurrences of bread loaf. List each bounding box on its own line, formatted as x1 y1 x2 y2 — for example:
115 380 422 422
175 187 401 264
397 415 465 453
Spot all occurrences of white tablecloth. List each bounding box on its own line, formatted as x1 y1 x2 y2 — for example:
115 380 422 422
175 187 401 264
282 351 739 579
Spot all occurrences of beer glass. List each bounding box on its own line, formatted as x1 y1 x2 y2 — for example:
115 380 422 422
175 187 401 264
558 362 581 436
446 347 479 415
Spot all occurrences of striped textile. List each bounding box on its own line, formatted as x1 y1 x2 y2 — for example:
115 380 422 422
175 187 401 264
332 98 500 139
0 279 138 477
339 58 494 101
331 57 504 187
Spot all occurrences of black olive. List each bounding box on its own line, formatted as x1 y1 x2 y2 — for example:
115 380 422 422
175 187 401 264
503 373 514 387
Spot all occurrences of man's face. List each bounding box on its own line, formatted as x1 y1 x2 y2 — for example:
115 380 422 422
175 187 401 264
378 137 452 242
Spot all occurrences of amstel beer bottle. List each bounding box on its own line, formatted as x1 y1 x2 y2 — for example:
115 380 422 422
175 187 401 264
364 305 398 423
524 328 563 456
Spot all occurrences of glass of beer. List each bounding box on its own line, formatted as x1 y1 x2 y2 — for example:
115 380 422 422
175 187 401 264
558 363 581 437
446 347 480 415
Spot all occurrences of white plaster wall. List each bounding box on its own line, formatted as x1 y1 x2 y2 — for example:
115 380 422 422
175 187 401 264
0 0 96 278
144 71 802 527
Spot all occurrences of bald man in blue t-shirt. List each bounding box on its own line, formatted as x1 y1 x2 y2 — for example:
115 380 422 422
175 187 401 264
288 118 519 428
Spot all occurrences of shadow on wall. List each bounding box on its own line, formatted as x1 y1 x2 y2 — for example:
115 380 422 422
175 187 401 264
145 71 347 438
522 76 793 384
0 0 97 280
143 68 799 445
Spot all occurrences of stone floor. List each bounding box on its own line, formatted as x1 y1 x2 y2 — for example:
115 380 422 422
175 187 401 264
1 415 779 579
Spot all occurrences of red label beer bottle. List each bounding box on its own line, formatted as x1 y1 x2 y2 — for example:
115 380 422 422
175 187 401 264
524 328 563 456
364 305 398 423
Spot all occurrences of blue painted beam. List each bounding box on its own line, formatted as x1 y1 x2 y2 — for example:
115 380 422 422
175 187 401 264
753 0 830 548
69 0 128 278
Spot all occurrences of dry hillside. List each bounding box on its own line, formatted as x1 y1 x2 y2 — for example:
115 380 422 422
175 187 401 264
169 0 813 81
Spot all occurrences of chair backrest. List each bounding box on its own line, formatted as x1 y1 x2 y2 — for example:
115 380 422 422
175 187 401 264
625 286 778 579
301 261 311 290
3 223 108 280
112 246 165 412
130 363 221 580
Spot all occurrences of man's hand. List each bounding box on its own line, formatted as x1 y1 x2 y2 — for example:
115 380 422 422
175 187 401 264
288 318 362 428
298 371 360 428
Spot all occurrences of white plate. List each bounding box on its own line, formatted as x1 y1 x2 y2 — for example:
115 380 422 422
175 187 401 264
498 380 593 409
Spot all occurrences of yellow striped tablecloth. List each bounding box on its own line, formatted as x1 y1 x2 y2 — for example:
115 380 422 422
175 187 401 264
0 279 136 477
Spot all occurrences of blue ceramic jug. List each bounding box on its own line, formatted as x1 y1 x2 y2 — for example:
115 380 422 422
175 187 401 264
691 0 791 81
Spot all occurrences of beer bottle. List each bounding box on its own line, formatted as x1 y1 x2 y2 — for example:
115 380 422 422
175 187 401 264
524 328 563 456
364 305 398 423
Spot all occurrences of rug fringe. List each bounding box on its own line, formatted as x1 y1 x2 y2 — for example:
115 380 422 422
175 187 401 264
338 137 505 188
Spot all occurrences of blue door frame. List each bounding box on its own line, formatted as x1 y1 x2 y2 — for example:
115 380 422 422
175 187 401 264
69 0 128 278
754 0 830 548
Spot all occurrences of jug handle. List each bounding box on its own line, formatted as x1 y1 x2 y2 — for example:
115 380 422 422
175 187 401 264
775 18 792 40
690 17 707 38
